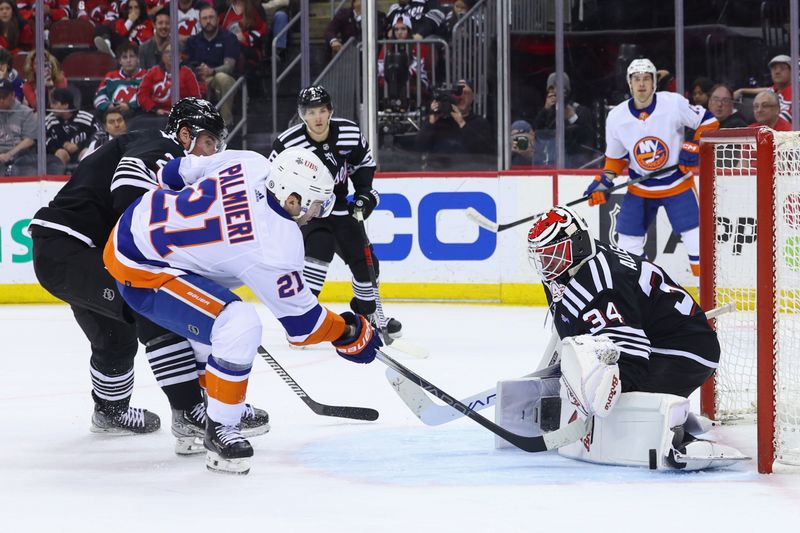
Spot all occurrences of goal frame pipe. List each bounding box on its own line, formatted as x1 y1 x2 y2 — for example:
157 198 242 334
698 127 777 474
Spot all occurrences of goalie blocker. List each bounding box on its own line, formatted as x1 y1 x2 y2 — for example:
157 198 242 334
496 336 749 470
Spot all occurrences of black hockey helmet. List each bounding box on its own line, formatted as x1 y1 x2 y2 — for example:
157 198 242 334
164 97 228 152
527 205 596 283
297 85 332 112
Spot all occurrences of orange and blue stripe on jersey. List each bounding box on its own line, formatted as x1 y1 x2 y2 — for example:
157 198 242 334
281 305 347 346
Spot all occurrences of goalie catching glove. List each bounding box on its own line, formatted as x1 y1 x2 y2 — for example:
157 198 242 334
559 335 621 419
349 189 379 219
584 173 614 206
332 312 383 363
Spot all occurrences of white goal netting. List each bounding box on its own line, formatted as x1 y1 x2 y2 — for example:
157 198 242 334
708 130 800 468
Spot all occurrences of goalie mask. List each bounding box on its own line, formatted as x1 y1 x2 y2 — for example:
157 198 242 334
269 147 335 218
527 205 596 283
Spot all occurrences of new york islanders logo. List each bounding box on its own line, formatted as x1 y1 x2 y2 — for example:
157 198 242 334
633 136 669 171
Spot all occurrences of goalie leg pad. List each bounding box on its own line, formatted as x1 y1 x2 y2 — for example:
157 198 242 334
495 376 561 449
558 392 690 469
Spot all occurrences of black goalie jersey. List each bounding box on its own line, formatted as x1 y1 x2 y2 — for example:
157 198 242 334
30 130 186 248
268 117 376 215
545 241 720 396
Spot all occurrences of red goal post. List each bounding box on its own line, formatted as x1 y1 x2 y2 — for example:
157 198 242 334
699 127 800 474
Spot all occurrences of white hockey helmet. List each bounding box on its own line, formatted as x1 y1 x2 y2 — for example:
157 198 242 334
268 147 335 218
527 205 596 282
627 58 657 96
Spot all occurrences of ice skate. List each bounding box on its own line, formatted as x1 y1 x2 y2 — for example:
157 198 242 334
204 419 253 475
173 401 269 455
91 404 160 435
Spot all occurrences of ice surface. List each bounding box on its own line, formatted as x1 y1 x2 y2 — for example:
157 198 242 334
1 303 798 532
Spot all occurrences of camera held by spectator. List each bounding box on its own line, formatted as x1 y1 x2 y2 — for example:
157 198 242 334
431 84 464 118
511 119 534 166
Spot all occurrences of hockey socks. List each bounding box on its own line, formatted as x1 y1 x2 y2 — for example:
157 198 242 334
145 334 204 411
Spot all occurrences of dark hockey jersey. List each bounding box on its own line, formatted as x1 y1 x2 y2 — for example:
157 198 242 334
545 241 719 393
30 130 186 248
268 117 376 215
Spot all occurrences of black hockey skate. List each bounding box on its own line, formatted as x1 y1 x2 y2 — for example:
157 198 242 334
370 315 403 341
91 403 161 435
173 401 270 455
205 419 253 475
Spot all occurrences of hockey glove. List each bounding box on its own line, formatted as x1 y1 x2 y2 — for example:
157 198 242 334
559 335 621 420
584 174 614 206
349 190 380 219
678 141 699 174
332 312 382 364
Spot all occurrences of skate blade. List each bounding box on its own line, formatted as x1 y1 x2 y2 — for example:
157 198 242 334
205 452 251 475
241 423 271 438
175 436 206 455
90 425 154 436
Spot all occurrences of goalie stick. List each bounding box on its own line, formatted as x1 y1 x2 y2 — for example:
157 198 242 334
257 346 379 421
376 348 591 452
466 164 680 233
387 303 737 426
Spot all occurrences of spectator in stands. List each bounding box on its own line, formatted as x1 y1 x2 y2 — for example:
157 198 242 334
16 0 71 28
0 78 37 176
45 88 101 171
510 119 534 167
378 15 430 105
261 0 292 60
21 50 67 113
94 41 146 116
79 0 118 26
735 54 795 123
177 0 203 43
416 78 493 154
749 90 791 131
139 7 170 70
184 4 239 125
144 0 168 18
137 43 201 116
532 72 594 167
689 77 713 108
0 46 23 102
220 0 268 68
708 83 748 129
385 0 429 35
80 108 127 160
95 0 153 55
326 0 367 58
0 0 33 53
413 0 473 41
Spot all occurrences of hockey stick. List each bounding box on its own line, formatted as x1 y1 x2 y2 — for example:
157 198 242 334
376 348 590 452
353 208 429 358
388 302 738 426
466 164 681 233
257 345 379 421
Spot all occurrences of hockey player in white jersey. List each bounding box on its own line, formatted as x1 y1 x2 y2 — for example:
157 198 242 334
103 147 382 474
584 59 719 276
509 205 748 470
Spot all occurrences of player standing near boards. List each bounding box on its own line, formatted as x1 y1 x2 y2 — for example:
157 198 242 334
583 59 719 276
269 85 402 341
29 98 269 454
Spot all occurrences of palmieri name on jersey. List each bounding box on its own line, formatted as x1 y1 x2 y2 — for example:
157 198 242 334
217 163 255 244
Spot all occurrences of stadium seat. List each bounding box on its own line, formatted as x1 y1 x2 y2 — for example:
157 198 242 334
49 19 96 54
61 51 117 83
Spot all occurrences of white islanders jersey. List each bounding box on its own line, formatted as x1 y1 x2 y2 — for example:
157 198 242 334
604 91 717 198
104 150 336 345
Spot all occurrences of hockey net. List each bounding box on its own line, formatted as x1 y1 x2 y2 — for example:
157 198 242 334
699 127 800 473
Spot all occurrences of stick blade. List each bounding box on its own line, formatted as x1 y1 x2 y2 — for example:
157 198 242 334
465 207 499 233
315 402 379 421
